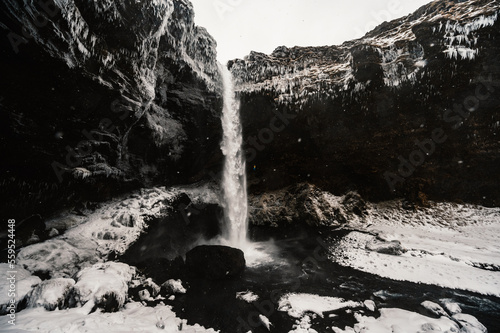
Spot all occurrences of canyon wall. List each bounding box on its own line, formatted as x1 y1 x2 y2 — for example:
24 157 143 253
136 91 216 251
231 0 500 207
0 0 223 219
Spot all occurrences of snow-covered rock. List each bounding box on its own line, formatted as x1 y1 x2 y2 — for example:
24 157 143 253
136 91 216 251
421 300 448 317
248 183 366 227
16 187 182 278
236 290 259 303
259 314 272 331
161 279 187 295
365 238 405 255
26 278 75 311
440 298 462 315
453 313 488 333
129 277 161 302
67 262 136 313
278 293 362 319
363 300 376 312
288 315 319 333
0 264 41 315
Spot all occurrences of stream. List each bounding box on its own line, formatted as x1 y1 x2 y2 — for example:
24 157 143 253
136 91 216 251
169 225 500 333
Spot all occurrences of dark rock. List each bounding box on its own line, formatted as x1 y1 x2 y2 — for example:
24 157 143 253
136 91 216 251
248 183 367 227
366 239 405 256
185 245 245 280
0 0 223 221
48 228 59 238
119 192 222 281
15 214 46 247
132 257 186 283
160 279 187 295
129 278 161 302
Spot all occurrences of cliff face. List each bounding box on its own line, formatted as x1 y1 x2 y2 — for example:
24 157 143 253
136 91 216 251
0 0 223 218
230 0 500 206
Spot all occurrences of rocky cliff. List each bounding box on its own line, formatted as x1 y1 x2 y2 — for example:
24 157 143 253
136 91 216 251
0 0 223 219
231 0 500 206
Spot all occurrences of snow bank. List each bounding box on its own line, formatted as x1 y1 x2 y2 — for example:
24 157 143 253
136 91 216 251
330 200 500 297
332 308 460 333
0 302 218 333
277 293 487 333
331 230 500 297
332 305 487 333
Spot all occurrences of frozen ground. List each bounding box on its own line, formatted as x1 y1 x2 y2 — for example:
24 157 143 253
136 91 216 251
0 184 220 332
16 184 219 278
331 200 500 297
0 302 218 333
1 188 498 332
277 293 487 333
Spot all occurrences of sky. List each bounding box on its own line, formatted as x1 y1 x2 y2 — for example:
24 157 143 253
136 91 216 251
190 0 433 62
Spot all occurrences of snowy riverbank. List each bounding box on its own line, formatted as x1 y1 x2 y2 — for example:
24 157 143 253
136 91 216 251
331 200 500 297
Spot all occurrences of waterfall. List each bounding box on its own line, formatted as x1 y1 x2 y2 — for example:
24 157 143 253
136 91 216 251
219 63 248 249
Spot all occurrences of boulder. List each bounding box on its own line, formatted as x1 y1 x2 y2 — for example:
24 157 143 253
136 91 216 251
26 278 75 311
248 183 366 227
161 279 187 295
15 214 46 247
66 262 135 313
365 238 405 256
129 277 161 302
185 245 245 280
0 264 41 315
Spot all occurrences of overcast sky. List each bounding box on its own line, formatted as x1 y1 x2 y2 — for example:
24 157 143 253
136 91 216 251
190 0 432 62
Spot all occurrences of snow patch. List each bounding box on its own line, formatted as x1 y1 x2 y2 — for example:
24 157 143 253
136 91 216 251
236 290 259 303
332 308 460 333
278 293 361 319
0 301 218 332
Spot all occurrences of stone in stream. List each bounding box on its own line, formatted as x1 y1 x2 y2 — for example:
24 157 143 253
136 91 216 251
185 245 245 280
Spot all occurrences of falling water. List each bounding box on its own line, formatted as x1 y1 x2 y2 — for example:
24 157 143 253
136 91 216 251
219 63 248 248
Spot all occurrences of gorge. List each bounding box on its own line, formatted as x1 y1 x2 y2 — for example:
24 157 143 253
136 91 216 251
0 0 499 332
